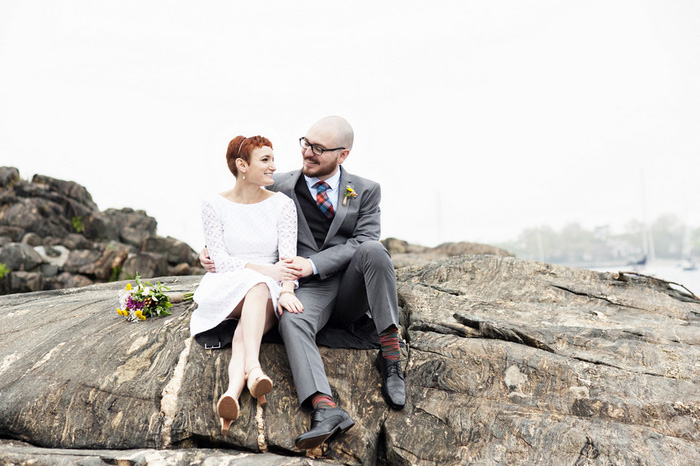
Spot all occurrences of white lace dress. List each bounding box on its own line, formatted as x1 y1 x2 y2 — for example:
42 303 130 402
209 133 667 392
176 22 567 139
190 191 298 337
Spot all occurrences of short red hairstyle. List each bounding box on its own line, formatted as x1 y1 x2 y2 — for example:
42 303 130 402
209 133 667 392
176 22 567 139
226 135 273 177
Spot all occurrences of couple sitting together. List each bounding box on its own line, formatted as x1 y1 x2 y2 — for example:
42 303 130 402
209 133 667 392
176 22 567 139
190 115 406 450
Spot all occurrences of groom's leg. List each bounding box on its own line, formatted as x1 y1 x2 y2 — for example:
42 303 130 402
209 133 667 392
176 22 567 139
334 240 399 332
278 275 339 411
333 240 406 410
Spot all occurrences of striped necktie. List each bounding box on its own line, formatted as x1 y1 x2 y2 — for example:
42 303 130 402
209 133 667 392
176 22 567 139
313 181 334 218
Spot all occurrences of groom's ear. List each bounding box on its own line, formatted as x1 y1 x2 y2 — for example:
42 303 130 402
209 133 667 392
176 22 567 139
337 149 350 165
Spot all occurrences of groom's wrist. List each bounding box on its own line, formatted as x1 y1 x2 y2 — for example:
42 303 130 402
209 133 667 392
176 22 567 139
308 258 318 276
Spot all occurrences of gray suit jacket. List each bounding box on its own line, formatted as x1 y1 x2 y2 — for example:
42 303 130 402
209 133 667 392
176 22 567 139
271 167 381 280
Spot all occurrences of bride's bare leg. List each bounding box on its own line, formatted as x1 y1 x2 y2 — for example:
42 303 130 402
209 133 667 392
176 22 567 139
218 326 245 434
238 283 275 372
238 283 277 404
224 327 246 398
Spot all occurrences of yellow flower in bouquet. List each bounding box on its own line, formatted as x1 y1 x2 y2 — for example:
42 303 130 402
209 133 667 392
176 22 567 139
117 274 192 322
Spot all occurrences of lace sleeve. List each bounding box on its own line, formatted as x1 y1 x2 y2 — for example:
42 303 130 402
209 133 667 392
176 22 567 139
201 199 246 273
277 196 298 260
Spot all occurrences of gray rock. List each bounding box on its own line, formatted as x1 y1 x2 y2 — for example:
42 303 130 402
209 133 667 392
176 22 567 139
0 171 198 296
61 233 93 250
384 238 515 269
120 226 150 248
120 252 169 280
13 181 95 220
0 226 24 242
0 197 73 238
0 439 334 466
0 242 43 271
82 212 119 242
40 263 59 278
168 262 192 276
4 270 44 293
34 245 70 268
1 256 700 464
63 246 117 281
20 232 42 246
32 173 98 211
0 166 20 188
44 272 94 290
143 236 195 265
103 207 158 236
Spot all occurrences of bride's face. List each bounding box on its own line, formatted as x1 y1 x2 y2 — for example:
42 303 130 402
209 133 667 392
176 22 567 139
243 146 276 186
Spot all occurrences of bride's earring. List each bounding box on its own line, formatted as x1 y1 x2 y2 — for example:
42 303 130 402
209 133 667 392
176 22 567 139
242 174 246 180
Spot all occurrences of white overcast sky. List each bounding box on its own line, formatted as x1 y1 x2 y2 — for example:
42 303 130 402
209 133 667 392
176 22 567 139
1 1 699 249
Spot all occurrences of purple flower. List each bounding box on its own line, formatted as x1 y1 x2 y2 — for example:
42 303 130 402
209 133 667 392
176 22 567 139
127 296 145 310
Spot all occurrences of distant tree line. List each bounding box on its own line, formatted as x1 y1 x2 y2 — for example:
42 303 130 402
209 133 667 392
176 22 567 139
496 214 700 265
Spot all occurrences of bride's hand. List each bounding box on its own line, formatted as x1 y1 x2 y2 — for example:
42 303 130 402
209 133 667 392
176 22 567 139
265 258 302 282
278 292 303 315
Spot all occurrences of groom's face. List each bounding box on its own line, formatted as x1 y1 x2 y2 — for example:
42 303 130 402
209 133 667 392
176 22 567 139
301 127 347 180
301 145 340 179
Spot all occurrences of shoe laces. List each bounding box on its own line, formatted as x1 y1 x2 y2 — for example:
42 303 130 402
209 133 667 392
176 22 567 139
385 359 404 378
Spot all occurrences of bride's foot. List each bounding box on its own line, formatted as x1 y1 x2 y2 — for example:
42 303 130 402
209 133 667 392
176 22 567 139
217 394 239 436
246 366 273 407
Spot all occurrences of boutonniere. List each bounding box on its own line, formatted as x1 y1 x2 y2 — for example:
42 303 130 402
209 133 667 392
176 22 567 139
342 185 358 206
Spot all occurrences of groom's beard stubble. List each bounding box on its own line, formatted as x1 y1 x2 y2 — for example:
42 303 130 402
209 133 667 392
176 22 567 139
302 156 339 179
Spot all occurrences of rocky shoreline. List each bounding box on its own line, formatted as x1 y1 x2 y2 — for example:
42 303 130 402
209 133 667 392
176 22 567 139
0 167 203 295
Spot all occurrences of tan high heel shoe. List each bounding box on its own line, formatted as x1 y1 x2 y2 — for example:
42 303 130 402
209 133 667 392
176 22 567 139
217 394 239 436
246 366 273 407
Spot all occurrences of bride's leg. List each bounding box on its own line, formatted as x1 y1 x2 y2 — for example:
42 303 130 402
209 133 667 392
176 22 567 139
218 326 245 434
238 283 276 404
239 283 274 373
224 327 247 398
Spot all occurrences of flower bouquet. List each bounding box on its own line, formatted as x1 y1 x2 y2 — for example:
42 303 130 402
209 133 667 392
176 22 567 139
117 274 193 322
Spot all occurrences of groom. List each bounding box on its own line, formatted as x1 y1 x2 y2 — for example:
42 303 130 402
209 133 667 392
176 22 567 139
203 116 405 450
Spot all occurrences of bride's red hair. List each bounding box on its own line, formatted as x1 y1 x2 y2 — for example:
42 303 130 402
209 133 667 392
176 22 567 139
226 135 273 177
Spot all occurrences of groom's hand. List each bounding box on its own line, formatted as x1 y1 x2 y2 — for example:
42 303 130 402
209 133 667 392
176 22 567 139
290 256 314 278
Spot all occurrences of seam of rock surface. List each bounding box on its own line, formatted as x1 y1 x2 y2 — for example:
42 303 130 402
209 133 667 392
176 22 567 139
416 281 463 296
567 355 674 380
255 403 268 452
160 337 192 449
551 285 645 310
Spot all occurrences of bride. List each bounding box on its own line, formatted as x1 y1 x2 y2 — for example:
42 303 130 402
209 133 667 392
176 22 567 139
191 135 303 435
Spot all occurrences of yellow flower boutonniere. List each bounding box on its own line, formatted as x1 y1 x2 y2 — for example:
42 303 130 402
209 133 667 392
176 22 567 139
343 185 358 206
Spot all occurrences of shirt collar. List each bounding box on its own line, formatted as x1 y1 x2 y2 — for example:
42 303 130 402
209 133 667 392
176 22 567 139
304 167 342 192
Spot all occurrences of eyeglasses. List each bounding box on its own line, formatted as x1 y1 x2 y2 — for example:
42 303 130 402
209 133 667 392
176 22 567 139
299 137 345 157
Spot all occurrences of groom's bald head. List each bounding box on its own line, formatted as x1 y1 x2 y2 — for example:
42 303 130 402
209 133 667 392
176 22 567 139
310 116 354 151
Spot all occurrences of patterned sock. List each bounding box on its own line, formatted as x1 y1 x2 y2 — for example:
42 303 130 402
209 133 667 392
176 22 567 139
379 325 400 361
311 393 337 410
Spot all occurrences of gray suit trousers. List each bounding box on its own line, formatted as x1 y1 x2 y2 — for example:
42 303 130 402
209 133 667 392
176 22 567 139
278 240 399 410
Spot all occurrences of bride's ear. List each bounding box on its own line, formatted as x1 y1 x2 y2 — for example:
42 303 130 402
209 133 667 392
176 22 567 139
236 158 248 174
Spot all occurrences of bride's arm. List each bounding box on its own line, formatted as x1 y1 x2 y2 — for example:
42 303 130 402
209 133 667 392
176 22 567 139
201 199 246 273
277 197 298 267
245 197 301 283
276 198 302 314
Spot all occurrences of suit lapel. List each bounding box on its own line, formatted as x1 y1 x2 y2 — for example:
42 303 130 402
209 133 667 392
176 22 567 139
323 169 351 247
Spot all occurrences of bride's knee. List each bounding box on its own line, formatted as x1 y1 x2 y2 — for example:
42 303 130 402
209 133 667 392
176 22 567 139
247 283 270 299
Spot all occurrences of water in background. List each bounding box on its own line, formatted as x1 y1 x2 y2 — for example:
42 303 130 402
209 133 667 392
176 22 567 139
585 260 700 296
